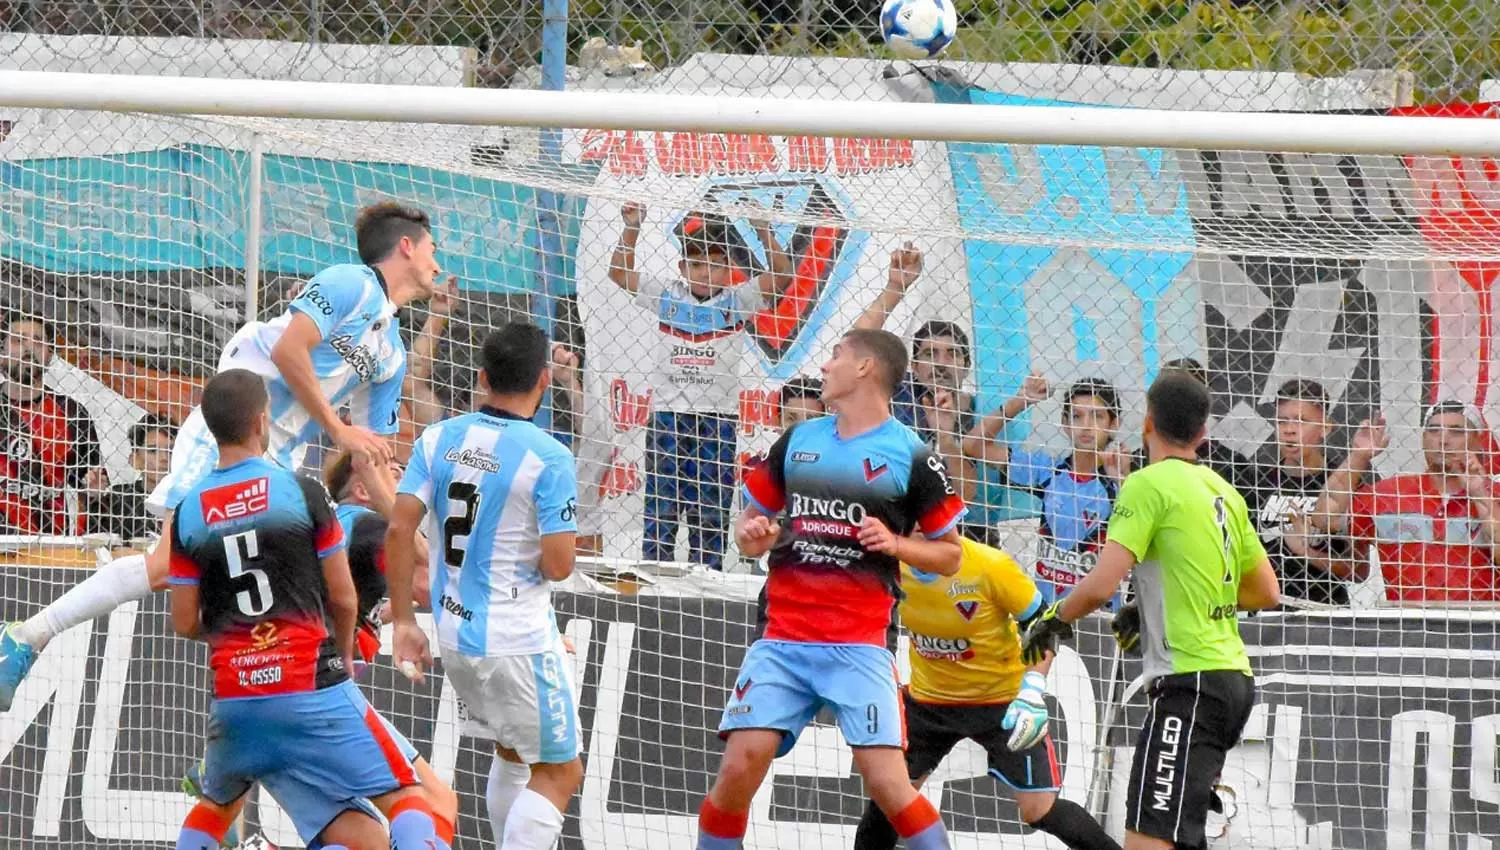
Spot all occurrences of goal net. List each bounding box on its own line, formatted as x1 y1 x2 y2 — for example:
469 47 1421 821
1 73 1499 850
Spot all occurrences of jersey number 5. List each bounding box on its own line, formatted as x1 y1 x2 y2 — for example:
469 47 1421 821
224 531 274 616
1212 496 1233 584
444 481 483 567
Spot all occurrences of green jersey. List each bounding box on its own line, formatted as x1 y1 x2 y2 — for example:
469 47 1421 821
1107 457 1265 681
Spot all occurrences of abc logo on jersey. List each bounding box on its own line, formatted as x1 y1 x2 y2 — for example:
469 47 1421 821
200 477 271 523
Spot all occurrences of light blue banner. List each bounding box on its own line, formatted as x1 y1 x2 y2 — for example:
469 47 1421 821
1 144 591 295
941 85 1198 415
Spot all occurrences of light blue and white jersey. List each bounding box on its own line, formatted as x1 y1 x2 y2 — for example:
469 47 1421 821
221 264 406 469
397 406 579 657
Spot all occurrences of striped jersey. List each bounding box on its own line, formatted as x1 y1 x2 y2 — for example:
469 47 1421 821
219 264 406 469
397 406 579 656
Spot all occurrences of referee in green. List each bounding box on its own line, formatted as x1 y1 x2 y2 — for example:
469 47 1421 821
1022 369 1281 850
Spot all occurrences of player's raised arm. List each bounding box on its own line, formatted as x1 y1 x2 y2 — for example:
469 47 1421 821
853 243 922 331
166 513 202 639
608 201 645 294
272 271 391 463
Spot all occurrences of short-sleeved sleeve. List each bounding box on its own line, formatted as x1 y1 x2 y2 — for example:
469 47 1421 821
969 539 1042 620
906 446 967 538
534 444 580 537
298 475 345 559
289 267 369 340
743 426 794 514
398 427 439 504
1348 485 1376 541
1006 447 1061 490
632 276 669 311
167 512 200 586
1107 472 1167 561
349 513 390 576
347 367 406 436
1231 494 1268 576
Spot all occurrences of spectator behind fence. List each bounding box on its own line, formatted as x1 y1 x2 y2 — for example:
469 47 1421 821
0 313 104 535
1245 379 1354 606
86 414 176 541
1314 403 1500 603
778 376 825 430
608 202 792 570
962 375 1132 607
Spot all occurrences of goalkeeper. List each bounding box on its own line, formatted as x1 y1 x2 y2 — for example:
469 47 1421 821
1022 371 1281 850
853 536 1120 850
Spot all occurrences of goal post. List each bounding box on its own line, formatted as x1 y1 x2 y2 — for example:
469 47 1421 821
1 72 1499 850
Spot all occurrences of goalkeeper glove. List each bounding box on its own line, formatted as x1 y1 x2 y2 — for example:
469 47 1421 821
1002 671 1050 752
1112 601 1142 656
1020 601 1074 666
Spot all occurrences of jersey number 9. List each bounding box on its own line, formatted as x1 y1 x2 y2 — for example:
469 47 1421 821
225 530 274 616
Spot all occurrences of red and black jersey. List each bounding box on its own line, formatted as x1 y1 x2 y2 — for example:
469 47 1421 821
0 389 101 534
168 457 348 698
742 416 966 646
336 503 390 664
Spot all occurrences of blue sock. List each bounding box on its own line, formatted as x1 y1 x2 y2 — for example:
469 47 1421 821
390 804 451 850
175 827 219 850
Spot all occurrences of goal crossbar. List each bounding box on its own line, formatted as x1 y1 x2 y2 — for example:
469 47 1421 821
2 69 1499 155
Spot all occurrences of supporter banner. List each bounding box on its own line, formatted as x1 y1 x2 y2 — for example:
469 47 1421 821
938 84 1200 451
3 571 1497 850
573 62 972 563
0 143 545 293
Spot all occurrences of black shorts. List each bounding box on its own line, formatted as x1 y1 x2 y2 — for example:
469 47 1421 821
1125 671 1255 850
902 690 1061 792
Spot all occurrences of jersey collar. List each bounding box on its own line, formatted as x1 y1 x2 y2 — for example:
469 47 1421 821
479 405 533 422
368 265 389 296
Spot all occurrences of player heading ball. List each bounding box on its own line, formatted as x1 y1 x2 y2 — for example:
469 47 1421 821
698 328 967 850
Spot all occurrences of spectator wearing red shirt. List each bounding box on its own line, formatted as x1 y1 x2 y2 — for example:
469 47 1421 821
1314 402 1500 603
0 314 103 535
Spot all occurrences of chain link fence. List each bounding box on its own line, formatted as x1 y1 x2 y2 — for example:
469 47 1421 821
1 1 1498 103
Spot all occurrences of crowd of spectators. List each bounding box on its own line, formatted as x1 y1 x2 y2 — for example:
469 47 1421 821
7 209 1500 608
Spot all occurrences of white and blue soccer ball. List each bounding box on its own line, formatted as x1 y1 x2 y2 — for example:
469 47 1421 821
880 0 959 60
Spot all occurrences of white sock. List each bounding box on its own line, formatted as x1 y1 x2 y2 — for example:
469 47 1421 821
18 554 154 649
500 788 564 850
486 757 532 844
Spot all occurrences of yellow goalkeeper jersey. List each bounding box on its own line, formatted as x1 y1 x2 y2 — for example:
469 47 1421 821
900 537 1043 705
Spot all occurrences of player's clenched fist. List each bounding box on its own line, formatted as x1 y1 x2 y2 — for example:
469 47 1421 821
856 516 899 553
392 619 433 684
621 201 646 229
736 514 781 557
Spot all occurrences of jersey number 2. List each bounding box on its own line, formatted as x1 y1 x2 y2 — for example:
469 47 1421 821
224 531 274 616
1212 496 1233 584
443 482 482 567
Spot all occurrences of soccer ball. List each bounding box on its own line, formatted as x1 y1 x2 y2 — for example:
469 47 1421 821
880 0 959 60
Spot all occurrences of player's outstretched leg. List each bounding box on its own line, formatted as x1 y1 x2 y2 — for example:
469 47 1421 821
853 747 952 850
0 549 163 711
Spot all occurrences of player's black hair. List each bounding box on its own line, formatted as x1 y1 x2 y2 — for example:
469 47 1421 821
1275 378 1330 412
355 201 433 265
1063 377 1121 422
129 413 177 450
842 328 907 397
675 211 735 259
481 322 552 396
324 451 357 502
200 369 268 447
1147 370 1211 447
911 320 972 368
0 311 57 346
1161 356 1208 387
779 376 824 407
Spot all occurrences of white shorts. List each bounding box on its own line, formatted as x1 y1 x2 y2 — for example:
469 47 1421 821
146 407 307 517
444 641 582 764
